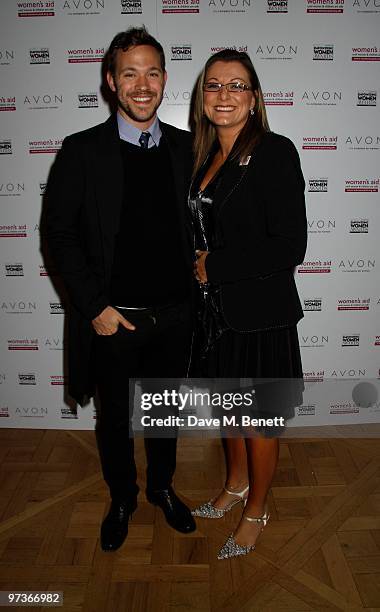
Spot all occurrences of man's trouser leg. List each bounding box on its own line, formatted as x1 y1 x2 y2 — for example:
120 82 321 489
95 300 193 500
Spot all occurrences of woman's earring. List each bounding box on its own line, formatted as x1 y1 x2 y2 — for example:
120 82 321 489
250 108 255 116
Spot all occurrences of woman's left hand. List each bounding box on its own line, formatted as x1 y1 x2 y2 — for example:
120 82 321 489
194 250 209 284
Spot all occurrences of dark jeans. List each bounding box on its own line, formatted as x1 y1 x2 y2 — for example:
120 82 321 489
94 300 193 502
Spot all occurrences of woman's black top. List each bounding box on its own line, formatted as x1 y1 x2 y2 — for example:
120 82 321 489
189 146 305 424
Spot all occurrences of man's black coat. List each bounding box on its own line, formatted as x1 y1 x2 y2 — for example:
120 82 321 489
46 115 193 405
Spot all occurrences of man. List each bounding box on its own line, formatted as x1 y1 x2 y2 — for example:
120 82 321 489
46 26 196 551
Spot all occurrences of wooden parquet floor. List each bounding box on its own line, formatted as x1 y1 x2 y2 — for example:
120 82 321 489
0 430 379 611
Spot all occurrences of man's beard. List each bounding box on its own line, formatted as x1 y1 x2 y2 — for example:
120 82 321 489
118 91 162 124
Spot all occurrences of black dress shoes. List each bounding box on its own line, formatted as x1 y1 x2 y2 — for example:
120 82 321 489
146 486 196 533
100 499 137 552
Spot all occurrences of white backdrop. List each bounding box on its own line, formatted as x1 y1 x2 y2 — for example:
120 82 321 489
0 0 379 428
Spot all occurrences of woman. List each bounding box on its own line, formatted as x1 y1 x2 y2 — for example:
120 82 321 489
189 49 307 560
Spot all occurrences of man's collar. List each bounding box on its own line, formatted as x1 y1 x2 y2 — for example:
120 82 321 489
116 112 162 148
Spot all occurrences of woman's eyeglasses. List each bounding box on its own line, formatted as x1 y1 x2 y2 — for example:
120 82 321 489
203 82 252 93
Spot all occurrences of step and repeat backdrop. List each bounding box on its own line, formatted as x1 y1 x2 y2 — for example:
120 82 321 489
0 0 379 429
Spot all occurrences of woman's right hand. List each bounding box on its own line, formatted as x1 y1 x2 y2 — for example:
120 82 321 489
194 250 209 284
91 306 136 335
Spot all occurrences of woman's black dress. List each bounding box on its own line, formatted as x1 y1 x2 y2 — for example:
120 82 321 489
189 154 304 435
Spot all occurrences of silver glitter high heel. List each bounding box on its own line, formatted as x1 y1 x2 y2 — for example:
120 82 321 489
191 484 249 519
217 508 270 560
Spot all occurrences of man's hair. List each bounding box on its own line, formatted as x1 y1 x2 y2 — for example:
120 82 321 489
107 25 166 76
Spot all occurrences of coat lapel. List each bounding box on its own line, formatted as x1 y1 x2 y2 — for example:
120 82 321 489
95 115 123 235
213 154 252 217
94 115 123 279
160 121 193 266
160 121 186 212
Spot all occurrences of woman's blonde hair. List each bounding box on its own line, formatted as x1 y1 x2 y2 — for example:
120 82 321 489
192 49 270 175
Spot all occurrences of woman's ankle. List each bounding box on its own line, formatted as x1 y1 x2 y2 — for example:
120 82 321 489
243 502 267 517
225 479 249 492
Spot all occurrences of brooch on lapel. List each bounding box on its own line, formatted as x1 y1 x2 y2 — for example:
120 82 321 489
239 155 252 166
